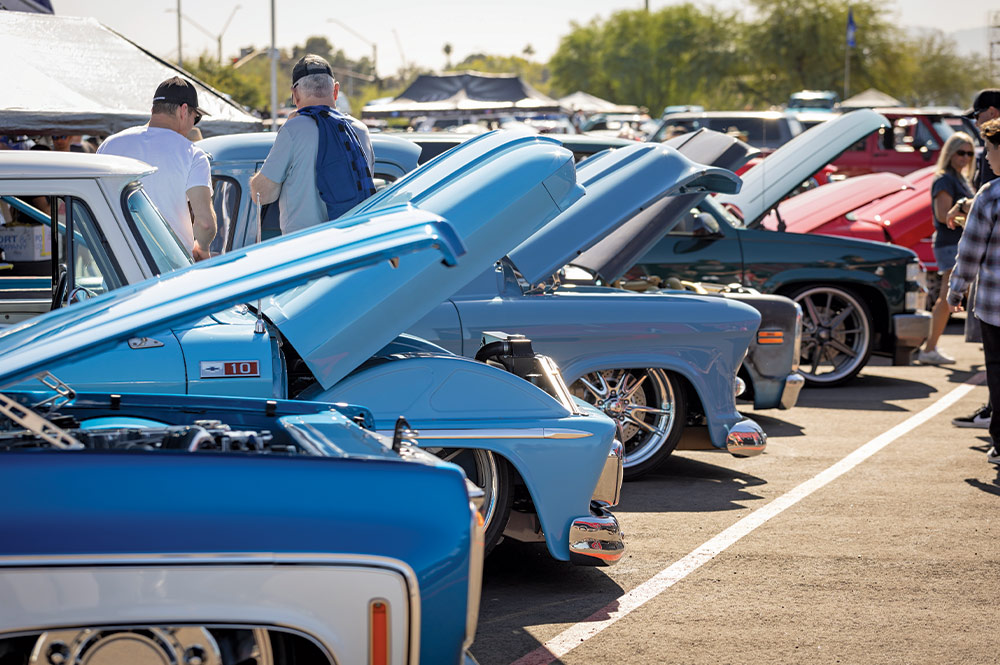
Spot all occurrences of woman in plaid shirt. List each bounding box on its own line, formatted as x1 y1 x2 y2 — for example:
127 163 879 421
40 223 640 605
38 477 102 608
948 118 1000 464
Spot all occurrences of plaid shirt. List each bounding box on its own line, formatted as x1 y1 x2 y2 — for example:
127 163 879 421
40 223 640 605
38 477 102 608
949 179 1000 325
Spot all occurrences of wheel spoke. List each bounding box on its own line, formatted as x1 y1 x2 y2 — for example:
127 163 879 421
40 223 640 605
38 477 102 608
625 414 660 435
579 373 609 399
809 346 822 374
439 450 463 463
802 297 822 326
627 404 672 417
622 373 648 400
828 338 857 357
829 304 855 328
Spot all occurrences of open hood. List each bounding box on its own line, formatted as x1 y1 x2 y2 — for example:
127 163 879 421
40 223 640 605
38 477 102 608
572 131 755 282
507 142 740 285
719 109 888 226
760 171 911 233
0 208 462 389
265 129 583 389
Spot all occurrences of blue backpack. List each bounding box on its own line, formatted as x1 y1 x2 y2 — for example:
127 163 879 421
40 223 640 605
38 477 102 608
296 105 376 220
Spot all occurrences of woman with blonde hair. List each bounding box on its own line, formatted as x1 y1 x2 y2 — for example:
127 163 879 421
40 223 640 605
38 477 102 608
918 131 977 365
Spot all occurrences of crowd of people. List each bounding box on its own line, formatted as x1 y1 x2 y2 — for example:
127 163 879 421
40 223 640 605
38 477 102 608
0 53 374 264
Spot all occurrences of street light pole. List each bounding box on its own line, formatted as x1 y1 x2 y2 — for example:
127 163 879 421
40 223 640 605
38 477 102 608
270 0 278 132
176 0 182 66
326 17 377 80
165 5 241 64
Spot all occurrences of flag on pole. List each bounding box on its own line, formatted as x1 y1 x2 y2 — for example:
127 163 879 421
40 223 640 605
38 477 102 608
846 8 857 48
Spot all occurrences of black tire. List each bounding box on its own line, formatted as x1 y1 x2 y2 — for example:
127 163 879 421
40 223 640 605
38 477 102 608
426 447 512 556
791 285 873 386
571 368 686 480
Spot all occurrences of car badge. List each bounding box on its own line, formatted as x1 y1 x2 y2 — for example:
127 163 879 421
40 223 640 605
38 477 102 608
127 337 165 349
199 360 261 378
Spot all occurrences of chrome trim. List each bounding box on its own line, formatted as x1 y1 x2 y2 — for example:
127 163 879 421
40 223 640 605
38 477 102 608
127 336 164 349
734 376 746 398
779 373 805 410
568 503 625 566
536 354 582 415
726 419 766 457
892 311 932 347
378 428 594 441
592 439 623 508
465 501 484 651
0 552 420 665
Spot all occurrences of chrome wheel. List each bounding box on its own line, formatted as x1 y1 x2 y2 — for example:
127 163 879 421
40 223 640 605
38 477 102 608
425 447 512 555
571 368 684 479
793 286 872 386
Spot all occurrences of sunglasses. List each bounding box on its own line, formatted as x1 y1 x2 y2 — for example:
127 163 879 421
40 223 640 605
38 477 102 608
956 150 974 157
53 135 67 140
193 111 203 126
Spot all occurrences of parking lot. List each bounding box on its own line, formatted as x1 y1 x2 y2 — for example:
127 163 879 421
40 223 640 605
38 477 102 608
473 320 997 665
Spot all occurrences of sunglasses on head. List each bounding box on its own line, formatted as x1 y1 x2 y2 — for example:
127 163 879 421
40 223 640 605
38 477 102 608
956 150 974 157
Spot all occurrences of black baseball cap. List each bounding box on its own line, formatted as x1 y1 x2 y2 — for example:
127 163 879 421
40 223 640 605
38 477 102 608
292 54 333 85
963 89 1000 119
153 77 211 117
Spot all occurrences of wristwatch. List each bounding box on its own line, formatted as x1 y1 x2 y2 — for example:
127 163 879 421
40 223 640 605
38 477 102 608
957 197 971 214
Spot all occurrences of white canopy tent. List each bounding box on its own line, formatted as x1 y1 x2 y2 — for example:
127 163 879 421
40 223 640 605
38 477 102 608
557 91 639 114
0 11 262 137
840 88 904 109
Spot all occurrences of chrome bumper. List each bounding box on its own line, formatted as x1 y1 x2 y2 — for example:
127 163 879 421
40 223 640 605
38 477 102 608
893 311 932 349
726 418 766 457
779 373 805 410
568 502 625 566
592 439 623 507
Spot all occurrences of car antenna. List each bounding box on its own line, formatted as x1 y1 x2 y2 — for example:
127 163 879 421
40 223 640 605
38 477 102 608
254 192 266 334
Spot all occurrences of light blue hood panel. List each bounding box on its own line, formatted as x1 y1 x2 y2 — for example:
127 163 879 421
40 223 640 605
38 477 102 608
0 209 462 388
267 131 584 389
509 142 741 285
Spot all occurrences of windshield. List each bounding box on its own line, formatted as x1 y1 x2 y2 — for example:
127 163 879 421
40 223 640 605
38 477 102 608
124 186 193 275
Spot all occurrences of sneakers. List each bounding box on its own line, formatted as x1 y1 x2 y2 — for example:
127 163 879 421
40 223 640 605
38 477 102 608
988 447 1000 464
917 348 956 365
953 404 991 429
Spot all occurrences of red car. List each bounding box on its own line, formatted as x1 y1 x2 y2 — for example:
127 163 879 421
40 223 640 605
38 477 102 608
762 165 938 269
829 108 975 178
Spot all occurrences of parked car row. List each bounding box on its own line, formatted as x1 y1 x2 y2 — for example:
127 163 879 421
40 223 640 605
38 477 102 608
0 109 935 662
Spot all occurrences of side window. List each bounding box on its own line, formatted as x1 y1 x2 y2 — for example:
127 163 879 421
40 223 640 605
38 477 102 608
0 194 121 311
211 176 241 254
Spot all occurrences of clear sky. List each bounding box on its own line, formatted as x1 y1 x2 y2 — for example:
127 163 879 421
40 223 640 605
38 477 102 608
53 0 993 77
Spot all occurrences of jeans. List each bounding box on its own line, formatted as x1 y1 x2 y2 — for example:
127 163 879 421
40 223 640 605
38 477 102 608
979 317 1000 446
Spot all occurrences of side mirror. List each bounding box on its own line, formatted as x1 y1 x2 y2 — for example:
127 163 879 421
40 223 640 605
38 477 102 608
691 212 722 237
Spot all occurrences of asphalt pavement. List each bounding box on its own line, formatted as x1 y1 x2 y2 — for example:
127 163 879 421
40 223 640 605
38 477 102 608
470 318 998 665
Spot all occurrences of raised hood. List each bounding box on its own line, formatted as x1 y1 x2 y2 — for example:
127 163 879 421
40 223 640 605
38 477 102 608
265 129 583 389
760 171 911 233
507 142 741 285
719 109 888 226
572 131 754 282
0 208 462 389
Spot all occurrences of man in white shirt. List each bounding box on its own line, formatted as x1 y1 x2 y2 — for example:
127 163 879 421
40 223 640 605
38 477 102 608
98 77 216 260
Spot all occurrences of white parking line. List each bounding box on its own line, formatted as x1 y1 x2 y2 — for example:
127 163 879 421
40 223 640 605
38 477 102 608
510 372 986 665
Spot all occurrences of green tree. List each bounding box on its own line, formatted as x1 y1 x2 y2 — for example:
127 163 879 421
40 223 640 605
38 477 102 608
737 0 905 105
904 30 991 107
184 53 268 113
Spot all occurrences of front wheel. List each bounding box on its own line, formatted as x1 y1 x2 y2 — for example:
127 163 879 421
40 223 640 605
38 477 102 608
425 447 512 556
791 285 872 386
571 368 685 480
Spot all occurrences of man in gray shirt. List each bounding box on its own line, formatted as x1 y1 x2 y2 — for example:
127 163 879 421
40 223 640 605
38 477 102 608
250 55 374 235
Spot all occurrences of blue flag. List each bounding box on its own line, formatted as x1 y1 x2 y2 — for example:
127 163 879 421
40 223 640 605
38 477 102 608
846 8 857 48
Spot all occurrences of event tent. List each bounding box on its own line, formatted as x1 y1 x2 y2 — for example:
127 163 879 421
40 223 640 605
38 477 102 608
840 88 904 109
0 11 262 137
363 71 561 118
558 91 639 114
